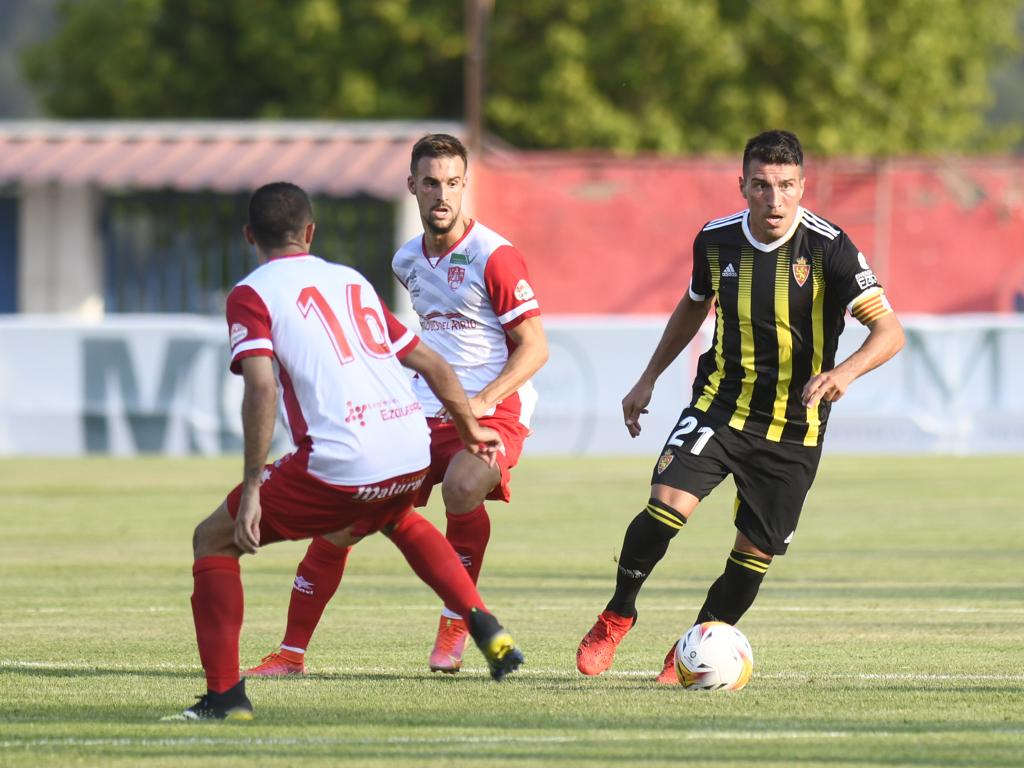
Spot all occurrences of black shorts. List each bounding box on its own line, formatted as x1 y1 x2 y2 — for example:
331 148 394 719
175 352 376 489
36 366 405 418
650 407 823 555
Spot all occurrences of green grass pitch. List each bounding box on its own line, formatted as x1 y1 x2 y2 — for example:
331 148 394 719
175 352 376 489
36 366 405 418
1 455 1022 767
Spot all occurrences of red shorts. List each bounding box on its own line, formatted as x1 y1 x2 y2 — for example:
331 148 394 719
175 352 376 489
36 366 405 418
225 452 429 545
414 416 530 507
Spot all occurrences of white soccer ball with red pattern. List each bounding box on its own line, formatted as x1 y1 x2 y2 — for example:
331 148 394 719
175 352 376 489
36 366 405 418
674 621 753 690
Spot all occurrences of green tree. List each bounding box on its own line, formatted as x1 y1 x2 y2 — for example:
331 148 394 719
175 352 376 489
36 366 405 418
23 0 1023 154
23 0 465 119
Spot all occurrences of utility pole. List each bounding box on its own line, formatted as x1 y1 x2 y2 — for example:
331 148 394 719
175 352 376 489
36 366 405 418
464 0 494 157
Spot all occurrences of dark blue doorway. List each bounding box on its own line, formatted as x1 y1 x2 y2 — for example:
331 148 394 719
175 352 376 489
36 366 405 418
0 197 16 313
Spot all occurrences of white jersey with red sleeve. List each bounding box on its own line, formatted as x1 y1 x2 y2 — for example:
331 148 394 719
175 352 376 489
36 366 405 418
225 253 429 486
392 220 541 424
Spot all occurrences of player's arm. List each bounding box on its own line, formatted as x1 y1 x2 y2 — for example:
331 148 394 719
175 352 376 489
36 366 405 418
801 312 904 407
622 292 713 437
235 355 277 555
472 315 548 417
400 341 502 463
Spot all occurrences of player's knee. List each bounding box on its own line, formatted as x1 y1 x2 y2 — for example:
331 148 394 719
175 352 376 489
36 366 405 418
192 518 214 557
441 472 490 512
192 504 233 558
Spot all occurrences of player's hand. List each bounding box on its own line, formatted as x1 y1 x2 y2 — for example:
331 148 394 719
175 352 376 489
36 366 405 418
801 369 854 408
436 395 495 421
622 378 655 438
464 424 504 467
234 485 262 555
468 394 495 419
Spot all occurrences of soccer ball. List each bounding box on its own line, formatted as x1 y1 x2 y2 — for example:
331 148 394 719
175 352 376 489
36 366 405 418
674 621 753 690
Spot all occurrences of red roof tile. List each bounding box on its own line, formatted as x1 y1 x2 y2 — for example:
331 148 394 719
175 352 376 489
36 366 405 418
0 121 463 198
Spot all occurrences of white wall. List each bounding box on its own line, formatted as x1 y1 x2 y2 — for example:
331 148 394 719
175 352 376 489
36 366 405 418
18 185 104 316
0 315 1022 457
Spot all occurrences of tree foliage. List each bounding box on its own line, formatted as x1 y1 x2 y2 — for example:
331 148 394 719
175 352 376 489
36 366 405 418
23 0 1023 154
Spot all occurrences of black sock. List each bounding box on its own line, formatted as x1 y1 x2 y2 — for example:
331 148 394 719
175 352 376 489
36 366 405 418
605 499 685 618
696 549 771 625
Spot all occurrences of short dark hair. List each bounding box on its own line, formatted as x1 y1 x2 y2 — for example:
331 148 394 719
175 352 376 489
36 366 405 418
247 182 313 249
742 130 804 176
410 133 468 175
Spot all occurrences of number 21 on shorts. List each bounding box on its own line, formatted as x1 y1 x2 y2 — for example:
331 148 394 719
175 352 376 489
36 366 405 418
667 414 715 455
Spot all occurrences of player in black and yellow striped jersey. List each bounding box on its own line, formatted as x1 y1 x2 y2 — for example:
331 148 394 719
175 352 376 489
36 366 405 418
576 130 905 683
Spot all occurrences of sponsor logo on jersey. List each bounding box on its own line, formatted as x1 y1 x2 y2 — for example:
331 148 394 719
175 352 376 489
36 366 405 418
721 263 738 279
857 251 869 270
657 450 674 474
345 401 369 427
783 530 795 544
354 475 426 502
855 269 878 289
450 251 474 265
792 255 810 287
292 575 315 595
380 401 423 421
230 322 248 347
421 311 479 331
514 279 535 300
448 265 466 290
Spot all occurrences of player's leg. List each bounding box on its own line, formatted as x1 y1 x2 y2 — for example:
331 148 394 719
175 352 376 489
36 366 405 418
175 501 253 720
695 528 773 626
577 488 698 676
384 509 523 680
407 452 494 674
578 408 727 678
423 420 503 672
697 437 821 624
654 437 822 684
245 530 355 677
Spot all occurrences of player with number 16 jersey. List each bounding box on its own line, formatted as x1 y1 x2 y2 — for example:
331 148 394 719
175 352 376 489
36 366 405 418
227 254 429 487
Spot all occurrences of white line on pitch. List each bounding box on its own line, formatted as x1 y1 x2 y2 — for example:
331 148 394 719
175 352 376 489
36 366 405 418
2 659 1022 681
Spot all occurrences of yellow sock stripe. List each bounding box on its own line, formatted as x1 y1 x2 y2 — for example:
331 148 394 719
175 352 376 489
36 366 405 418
728 554 770 574
645 503 686 530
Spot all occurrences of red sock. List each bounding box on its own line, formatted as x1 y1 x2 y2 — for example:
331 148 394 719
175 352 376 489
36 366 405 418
446 504 491 586
388 510 486 617
191 556 243 693
281 537 350 651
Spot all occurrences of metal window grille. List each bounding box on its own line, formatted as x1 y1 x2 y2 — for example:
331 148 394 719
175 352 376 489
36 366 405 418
102 191 395 314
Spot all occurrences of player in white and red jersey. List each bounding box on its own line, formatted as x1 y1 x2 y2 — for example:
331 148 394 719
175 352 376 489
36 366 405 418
168 182 524 721
246 135 548 678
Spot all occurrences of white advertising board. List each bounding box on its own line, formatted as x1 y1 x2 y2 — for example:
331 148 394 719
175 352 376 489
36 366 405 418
1 315 1022 457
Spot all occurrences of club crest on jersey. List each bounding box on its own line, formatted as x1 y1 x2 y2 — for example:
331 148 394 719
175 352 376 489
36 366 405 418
792 255 811 287
514 279 534 301
447 266 465 290
656 450 674 474
229 322 248 347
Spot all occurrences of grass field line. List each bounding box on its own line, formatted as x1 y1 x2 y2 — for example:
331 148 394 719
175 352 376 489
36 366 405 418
8 729 1010 750
7 604 1024 615
3 659 1022 682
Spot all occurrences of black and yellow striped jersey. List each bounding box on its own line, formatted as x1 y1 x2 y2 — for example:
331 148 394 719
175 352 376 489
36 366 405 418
688 206 893 447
